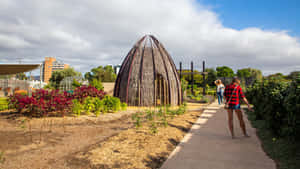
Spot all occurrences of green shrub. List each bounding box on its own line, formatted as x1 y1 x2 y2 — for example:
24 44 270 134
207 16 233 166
90 79 104 90
247 77 300 140
121 102 127 111
93 97 103 116
72 99 83 116
0 98 9 111
72 79 82 89
80 96 126 115
101 96 121 113
283 76 300 140
83 97 95 115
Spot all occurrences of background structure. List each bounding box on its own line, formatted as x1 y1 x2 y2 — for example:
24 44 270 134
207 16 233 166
114 35 182 106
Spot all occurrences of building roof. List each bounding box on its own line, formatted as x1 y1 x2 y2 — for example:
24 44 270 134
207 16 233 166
0 64 40 75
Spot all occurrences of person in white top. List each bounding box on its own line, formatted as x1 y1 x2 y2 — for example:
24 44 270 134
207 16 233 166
215 79 225 105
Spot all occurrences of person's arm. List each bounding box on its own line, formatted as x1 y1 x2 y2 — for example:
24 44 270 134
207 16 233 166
242 97 249 106
239 87 253 111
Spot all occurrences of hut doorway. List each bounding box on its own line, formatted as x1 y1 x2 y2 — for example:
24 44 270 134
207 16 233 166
155 73 169 105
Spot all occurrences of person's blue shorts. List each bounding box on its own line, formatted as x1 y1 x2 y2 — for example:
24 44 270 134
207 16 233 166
228 104 241 110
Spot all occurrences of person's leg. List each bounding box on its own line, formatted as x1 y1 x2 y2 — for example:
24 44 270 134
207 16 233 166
235 109 249 137
220 93 223 104
227 109 235 139
217 92 221 104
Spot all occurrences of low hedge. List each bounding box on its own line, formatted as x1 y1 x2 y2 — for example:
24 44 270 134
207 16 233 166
246 75 300 140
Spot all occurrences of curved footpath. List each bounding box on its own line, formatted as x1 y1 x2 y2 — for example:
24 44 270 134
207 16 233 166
161 101 276 169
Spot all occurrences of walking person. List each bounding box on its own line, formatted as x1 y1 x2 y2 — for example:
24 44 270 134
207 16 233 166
215 80 225 105
224 77 252 139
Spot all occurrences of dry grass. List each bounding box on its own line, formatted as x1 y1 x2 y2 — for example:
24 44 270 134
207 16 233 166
0 102 207 169
73 103 206 169
0 110 136 169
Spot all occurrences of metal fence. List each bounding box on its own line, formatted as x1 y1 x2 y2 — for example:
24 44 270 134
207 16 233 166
0 79 31 96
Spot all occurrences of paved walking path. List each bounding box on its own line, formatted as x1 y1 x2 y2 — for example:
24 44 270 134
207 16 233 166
161 101 276 169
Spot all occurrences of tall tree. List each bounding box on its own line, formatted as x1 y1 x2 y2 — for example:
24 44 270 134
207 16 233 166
250 69 263 81
49 68 81 89
205 68 217 86
237 68 252 78
216 66 235 77
237 68 262 80
84 65 116 83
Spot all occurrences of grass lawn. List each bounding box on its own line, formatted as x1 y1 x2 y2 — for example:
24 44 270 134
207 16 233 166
246 109 300 169
0 97 8 111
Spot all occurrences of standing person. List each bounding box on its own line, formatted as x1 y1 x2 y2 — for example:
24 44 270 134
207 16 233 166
215 80 225 105
224 77 252 139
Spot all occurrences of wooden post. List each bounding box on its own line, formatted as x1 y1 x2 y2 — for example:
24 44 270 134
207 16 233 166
203 61 206 96
179 62 183 103
179 62 182 80
154 78 157 107
159 78 162 105
164 80 167 105
191 61 194 96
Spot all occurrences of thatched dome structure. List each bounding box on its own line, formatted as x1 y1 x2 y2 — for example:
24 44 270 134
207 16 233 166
114 35 182 106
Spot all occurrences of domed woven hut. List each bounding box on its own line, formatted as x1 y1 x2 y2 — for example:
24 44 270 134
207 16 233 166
114 35 181 106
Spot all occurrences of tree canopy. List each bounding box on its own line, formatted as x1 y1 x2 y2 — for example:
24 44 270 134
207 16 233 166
205 68 217 86
216 66 235 77
84 65 116 83
237 68 262 80
179 70 203 86
49 68 82 89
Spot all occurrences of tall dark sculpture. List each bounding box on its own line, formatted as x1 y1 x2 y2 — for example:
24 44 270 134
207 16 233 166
114 35 182 106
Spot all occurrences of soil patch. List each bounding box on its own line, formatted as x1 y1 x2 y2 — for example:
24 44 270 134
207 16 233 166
0 110 135 169
0 103 206 169
71 104 205 169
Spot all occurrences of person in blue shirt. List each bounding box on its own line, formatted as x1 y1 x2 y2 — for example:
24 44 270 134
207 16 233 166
215 79 225 105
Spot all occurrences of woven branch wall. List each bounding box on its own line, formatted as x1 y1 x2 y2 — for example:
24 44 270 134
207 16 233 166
114 35 182 106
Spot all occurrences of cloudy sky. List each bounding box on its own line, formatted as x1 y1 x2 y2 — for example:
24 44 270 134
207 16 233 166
0 0 299 75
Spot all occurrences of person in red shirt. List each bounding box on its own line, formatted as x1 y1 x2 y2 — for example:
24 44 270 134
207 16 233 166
224 77 252 139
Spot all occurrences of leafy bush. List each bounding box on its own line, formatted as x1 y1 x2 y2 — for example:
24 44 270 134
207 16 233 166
283 76 300 140
247 76 300 140
72 99 83 116
101 96 121 113
72 79 82 89
83 97 95 115
89 79 104 90
73 96 126 116
121 102 127 111
93 97 103 116
0 98 9 111
73 85 105 102
9 86 106 117
9 89 73 117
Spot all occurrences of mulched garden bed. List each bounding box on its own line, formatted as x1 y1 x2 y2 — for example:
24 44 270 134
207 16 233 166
70 103 206 169
0 103 206 169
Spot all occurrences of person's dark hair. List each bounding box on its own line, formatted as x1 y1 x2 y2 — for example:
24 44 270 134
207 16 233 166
232 77 240 83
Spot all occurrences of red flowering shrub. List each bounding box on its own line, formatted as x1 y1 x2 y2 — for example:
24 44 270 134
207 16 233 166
9 86 106 117
73 85 106 103
9 89 72 117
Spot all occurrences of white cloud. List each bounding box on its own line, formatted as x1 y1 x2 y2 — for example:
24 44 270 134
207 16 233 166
0 34 31 49
0 0 299 75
